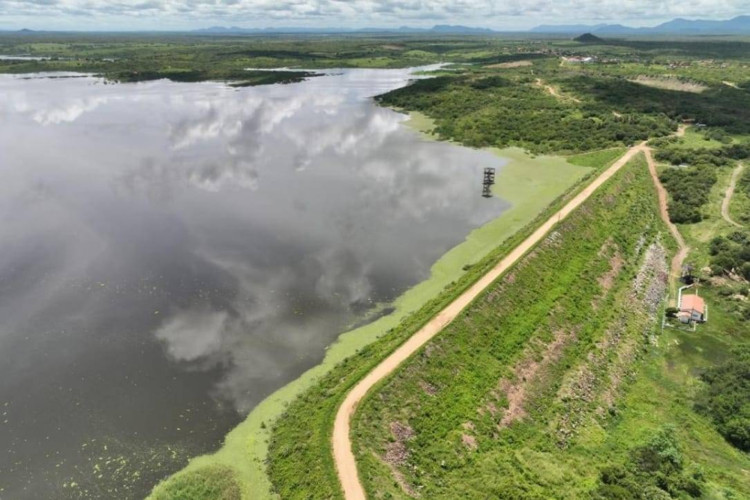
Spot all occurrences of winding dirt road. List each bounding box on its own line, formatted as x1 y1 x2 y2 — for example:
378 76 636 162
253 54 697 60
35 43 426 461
332 142 650 500
643 146 689 286
536 78 581 103
721 163 744 228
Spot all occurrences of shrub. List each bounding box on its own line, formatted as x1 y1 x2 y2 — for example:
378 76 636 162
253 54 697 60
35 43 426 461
150 465 242 500
594 426 705 499
695 345 750 452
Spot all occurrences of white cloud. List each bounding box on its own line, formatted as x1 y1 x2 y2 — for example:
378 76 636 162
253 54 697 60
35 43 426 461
0 0 747 30
155 309 228 361
32 96 109 125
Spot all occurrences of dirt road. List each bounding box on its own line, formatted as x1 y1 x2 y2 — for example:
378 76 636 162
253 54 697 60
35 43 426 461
643 146 689 295
722 163 744 228
536 78 581 103
332 142 649 500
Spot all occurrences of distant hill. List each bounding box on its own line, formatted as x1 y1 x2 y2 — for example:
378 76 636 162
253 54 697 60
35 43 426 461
532 15 750 35
192 24 499 35
573 33 605 43
531 24 610 34
431 25 495 34
195 17 750 36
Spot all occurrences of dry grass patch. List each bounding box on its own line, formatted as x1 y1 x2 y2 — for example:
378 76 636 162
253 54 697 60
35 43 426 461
491 328 576 428
630 76 708 93
485 60 533 69
383 422 419 497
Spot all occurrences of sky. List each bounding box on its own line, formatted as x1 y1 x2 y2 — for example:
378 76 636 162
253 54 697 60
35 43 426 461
0 0 748 31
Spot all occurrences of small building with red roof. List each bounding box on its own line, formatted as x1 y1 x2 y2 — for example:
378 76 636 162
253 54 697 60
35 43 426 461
679 294 706 323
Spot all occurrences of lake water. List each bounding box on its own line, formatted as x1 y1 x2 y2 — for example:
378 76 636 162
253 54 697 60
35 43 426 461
0 68 506 498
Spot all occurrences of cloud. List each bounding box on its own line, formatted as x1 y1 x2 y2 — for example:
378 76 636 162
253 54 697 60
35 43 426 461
32 96 110 125
155 309 228 361
0 0 747 29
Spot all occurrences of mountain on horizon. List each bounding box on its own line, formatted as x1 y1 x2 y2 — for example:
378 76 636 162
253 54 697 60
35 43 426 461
192 24 496 35
531 15 750 34
9 16 749 36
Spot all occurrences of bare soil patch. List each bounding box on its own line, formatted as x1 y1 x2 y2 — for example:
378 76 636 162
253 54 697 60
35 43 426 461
486 60 532 69
495 328 574 428
630 76 708 93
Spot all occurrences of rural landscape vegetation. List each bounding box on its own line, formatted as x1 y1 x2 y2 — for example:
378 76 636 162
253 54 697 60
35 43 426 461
1 8 750 500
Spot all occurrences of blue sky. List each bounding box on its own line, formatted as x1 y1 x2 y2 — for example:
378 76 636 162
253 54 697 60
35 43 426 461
1 0 748 31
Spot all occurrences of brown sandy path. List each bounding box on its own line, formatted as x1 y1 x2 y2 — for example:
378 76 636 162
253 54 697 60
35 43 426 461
643 145 689 293
332 142 648 500
722 163 744 228
535 78 581 103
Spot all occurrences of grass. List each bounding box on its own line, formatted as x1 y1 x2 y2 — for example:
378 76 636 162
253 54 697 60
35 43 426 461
351 155 750 499
729 165 750 226
148 116 609 500
674 128 727 150
150 466 241 500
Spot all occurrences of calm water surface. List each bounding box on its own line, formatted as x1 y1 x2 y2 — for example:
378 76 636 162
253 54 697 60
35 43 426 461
0 68 506 498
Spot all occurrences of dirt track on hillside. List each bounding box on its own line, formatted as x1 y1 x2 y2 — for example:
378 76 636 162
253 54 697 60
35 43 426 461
332 142 649 500
643 146 689 287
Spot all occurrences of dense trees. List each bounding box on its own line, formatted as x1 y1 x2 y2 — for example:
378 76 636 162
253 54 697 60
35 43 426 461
655 143 749 224
695 345 750 452
708 231 750 279
566 77 750 135
655 144 750 168
595 426 705 499
659 165 717 223
378 73 674 153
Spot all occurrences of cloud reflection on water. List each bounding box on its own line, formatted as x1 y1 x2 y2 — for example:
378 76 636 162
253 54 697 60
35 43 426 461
0 69 506 497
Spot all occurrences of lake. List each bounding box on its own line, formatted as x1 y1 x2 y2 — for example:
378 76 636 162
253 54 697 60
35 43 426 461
0 68 506 498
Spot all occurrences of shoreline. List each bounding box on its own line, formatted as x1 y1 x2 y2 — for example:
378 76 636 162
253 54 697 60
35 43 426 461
149 112 592 499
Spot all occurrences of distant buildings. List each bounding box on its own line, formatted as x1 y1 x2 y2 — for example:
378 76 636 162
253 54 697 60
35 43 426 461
562 56 595 64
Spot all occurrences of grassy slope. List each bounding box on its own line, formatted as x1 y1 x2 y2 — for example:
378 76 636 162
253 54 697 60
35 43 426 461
149 126 611 499
352 155 750 499
729 167 750 226
262 155 621 500
674 128 726 150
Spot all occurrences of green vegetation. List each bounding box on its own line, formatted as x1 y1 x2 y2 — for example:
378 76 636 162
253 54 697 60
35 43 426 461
660 165 718 223
149 143 597 500
595 426 706 499
21 33 743 498
119 68 316 85
151 466 241 500
264 158 603 500
737 167 750 225
652 141 750 223
350 156 750 499
655 144 750 167
695 346 750 452
709 231 750 281
379 72 674 153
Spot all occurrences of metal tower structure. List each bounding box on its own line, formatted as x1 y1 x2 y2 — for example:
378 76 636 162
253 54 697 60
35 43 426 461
482 167 496 198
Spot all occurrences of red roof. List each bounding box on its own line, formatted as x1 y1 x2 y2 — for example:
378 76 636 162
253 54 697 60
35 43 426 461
680 295 705 314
